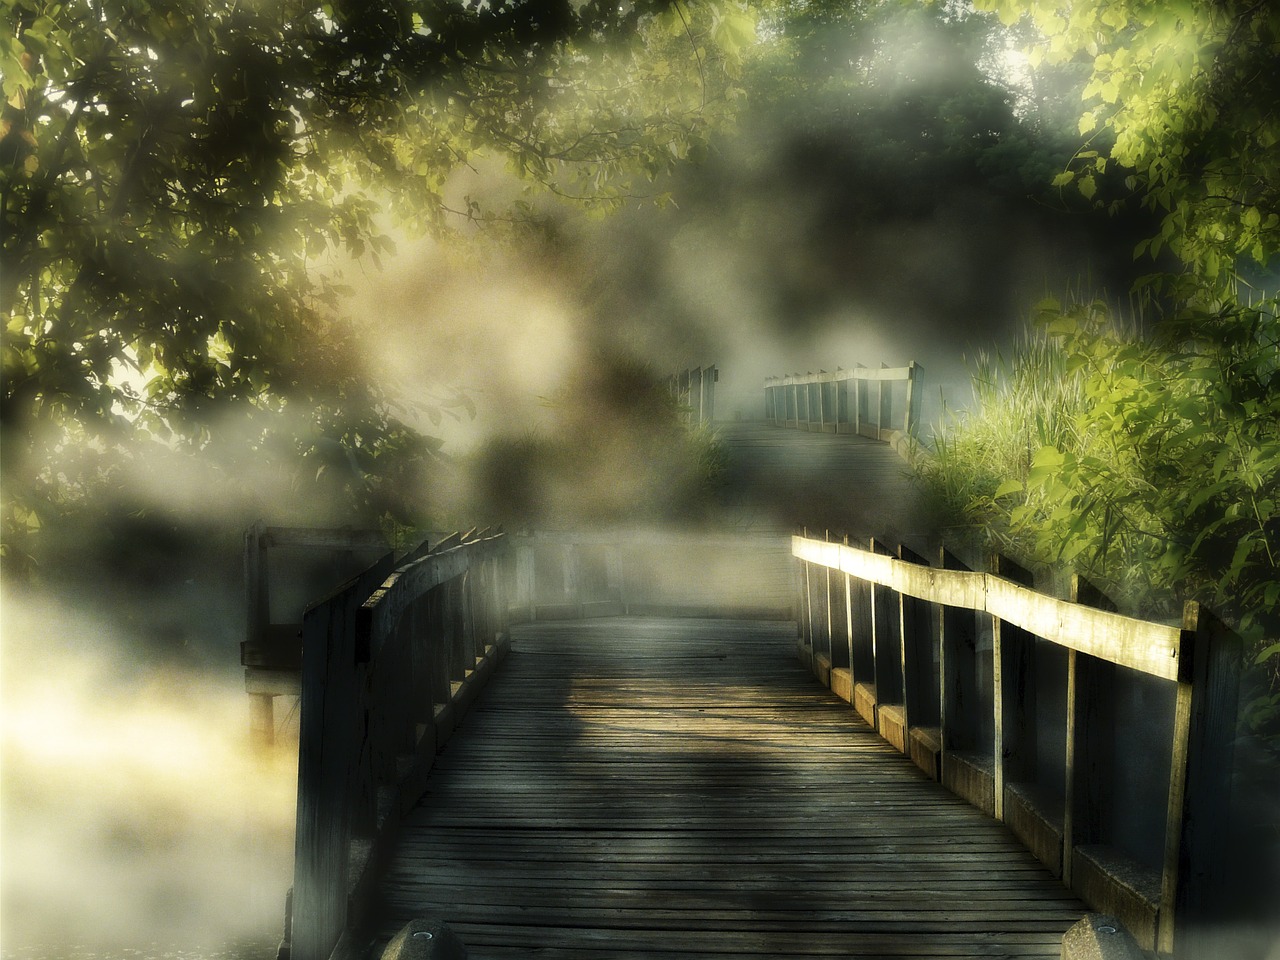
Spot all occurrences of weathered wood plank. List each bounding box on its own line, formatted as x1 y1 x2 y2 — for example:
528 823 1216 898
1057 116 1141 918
358 617 1085 958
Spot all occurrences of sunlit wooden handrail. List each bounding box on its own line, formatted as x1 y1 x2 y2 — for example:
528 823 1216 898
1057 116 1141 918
792 531 1241 955
793 536 1184 681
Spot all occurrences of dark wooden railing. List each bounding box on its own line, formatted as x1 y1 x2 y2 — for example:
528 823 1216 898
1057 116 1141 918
288 529 510 960
792 531 1242 955
765 362 922 440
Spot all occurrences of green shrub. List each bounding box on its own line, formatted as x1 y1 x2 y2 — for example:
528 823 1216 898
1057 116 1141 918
915 297 1280 739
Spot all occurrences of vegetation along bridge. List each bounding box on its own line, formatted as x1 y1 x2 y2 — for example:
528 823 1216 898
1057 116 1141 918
251 361 1245 960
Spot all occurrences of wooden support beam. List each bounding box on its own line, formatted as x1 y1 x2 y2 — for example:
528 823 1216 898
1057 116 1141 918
1159 602 1242 954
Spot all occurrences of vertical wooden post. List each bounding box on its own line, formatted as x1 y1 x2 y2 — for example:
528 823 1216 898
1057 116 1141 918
425 587 448 713
690 367 704 423
870 537 899 695
904 361 923 436
843 535 855 686
898 544 934 729
449 573 466 694
823 529 835 670
878 362 891 439
1064 575 1118 888
854 364 866 437
991 553 1035 822
800 527 814 659
704 365 717 424
938 549 989 789
1158 602 1242 954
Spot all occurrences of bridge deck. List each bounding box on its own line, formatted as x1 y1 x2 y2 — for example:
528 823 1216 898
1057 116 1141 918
363 617 1085 958
715 422 934 540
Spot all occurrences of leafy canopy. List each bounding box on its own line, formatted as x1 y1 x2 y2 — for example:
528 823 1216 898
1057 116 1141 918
976 0 1280 286
0 0 755 575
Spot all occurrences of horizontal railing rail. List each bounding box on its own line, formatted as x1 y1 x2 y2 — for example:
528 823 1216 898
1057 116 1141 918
764 361 922 440
288 529 510 960
792 531 1241 956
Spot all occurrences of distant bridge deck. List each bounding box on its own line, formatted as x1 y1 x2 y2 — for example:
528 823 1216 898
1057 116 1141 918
359 617 1085 958
715 422 933 539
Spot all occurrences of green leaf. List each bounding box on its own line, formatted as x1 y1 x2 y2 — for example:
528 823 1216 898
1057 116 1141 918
993 479 1024 498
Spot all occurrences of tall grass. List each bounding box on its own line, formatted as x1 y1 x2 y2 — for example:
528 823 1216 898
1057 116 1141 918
914 328 1087 540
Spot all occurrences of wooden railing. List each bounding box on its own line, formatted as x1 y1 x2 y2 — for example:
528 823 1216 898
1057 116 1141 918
764 362 922 439
667 365 718 425
288 529 510 960
791 531 1241 955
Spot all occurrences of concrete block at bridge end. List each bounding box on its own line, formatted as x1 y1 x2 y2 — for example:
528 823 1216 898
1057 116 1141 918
381 919 467 960
1060 914 1150 960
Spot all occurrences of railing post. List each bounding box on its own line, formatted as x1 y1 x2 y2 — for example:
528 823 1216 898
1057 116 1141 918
1064 575 1118 890
854 364 866 437
844 535 855 686
904 361 922 436
703 365 717 424
823 529 835 674
898 543 938 779
1160 602 1242 954
991 553 1035 823
817 373 827 432
800 527 815 670
866 538 900 742
433 582 453 711
937 548 996 816
878 362 891 440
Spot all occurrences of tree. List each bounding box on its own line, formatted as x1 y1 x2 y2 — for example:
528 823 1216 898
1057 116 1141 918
920 0 1280 738
0 0 755 577
977 0 1280 287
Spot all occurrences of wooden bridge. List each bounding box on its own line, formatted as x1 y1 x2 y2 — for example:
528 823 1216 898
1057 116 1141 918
252 361 1247 960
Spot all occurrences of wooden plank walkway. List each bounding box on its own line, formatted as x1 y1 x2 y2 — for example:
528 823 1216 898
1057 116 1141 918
362 617 1086 959
714 423 934 541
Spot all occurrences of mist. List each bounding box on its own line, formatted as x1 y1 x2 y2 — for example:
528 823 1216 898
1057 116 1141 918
0 3 1186 958
1 592 295 957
